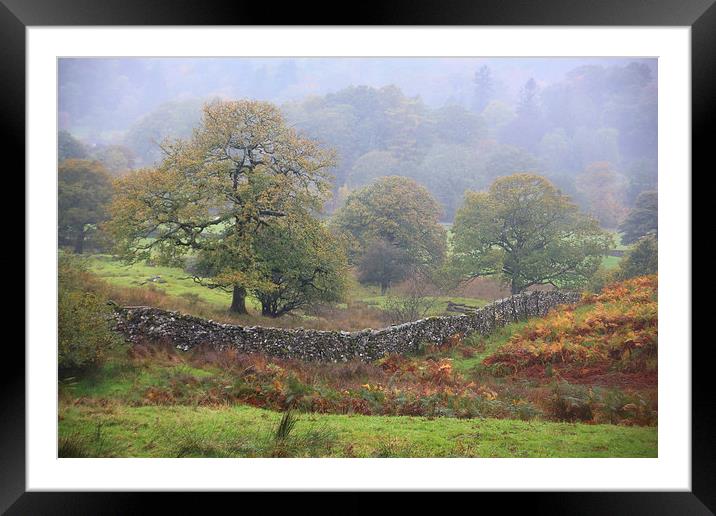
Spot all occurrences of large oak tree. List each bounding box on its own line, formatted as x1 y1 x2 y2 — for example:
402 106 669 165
107 99 335 313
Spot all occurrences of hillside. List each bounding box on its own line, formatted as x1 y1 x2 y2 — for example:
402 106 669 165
483 275 657 387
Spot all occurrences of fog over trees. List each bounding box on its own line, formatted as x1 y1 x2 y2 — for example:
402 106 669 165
56 58 662 454
59 57 657 225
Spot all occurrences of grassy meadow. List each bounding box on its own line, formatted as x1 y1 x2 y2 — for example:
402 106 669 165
86 254 252 311
59 404 656 458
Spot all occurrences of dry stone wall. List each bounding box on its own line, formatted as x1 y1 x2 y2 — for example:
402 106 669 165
113 290 582 362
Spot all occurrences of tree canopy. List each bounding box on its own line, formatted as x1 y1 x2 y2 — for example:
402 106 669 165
472 65 494 113
332 176 446 293
332 176 446 263
58 130 88 162
89 144 137 175
61 61 658 225
451 173 613 294
356 239 412 295
252 215 349 317
123 98 204 167
619 190 657 245
617 233 657 280
575 162 628 229
107 99 336 313
58 159 114 253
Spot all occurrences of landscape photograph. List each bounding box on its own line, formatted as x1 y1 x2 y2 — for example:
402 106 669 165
57 56 659 458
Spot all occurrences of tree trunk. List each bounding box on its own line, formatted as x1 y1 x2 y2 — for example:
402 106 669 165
380 281 389 296
261 303 275 317
511 278 521 295
74 230 85 254
229 285 248 314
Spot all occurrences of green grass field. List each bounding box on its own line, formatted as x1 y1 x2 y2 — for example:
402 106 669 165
86 254 262 310
609 230 631 251
59 403 657 458
601 255 622 269
599 230 631 270
360 293 489 316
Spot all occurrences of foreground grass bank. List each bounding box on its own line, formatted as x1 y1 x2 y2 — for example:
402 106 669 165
59 404 657 458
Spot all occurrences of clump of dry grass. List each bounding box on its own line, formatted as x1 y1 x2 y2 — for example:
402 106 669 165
447 277 511 301
301 301 390 331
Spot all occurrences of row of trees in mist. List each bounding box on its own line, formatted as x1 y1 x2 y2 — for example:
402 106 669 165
283 61 657 225
58 61 657 229
59 99 658 318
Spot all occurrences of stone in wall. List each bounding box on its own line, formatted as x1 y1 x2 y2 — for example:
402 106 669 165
113 290 582 363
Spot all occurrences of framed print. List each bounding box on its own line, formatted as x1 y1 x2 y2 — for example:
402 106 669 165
7 0 710 512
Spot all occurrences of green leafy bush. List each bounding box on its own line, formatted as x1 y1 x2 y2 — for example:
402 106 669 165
587 265 617 294
58 254 124 374
617 234 657 280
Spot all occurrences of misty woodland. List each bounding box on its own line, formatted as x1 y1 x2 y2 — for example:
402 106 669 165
58 58 658 458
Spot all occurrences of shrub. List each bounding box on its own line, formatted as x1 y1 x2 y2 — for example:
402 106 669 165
595 389 657 426
274 410 298 441
617 234 657 280
587 265 617 294
284 375 312 406
383 267 443 324
508 400 541 421
547 381 594 422
269 410 299 457
58 254 124 374
58 433 92 458
384 294 433 324
483 276 657 380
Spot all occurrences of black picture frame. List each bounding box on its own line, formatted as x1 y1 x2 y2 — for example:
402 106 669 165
6 0 708 512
